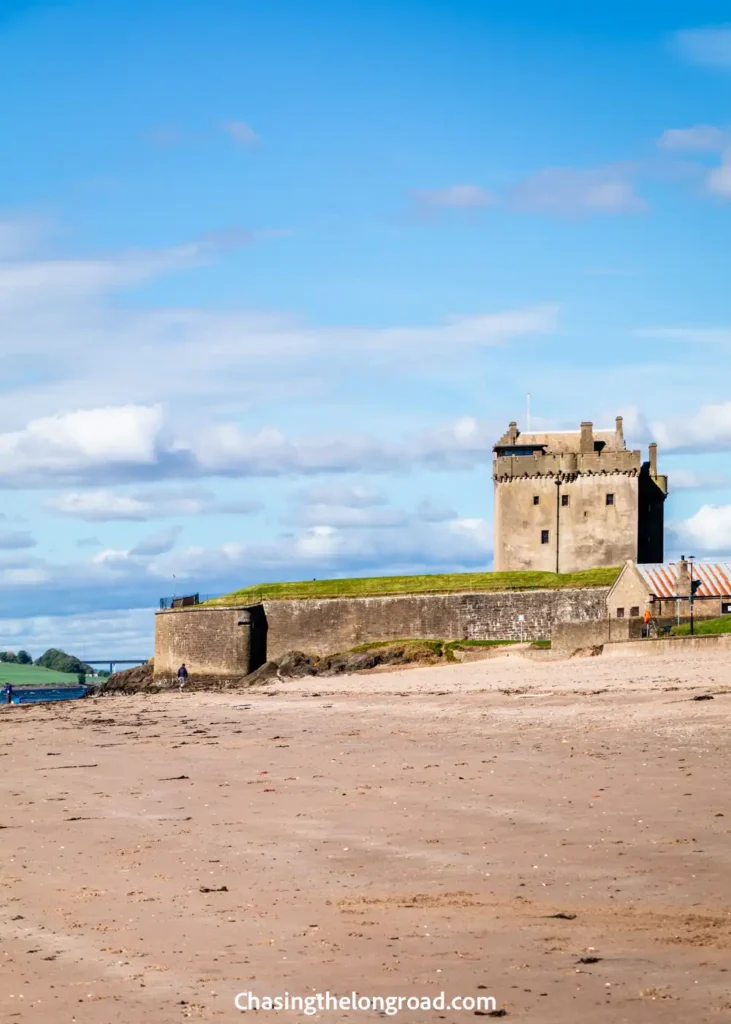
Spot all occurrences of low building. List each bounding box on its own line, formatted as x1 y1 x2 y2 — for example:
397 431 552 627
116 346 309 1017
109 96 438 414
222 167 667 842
607 557 731 622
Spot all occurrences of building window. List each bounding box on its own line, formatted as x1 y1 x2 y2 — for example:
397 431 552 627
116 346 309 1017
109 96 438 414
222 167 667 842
541 529 549 544
561 494 569 507
533 495 540 506
616 607 625 618
606 493 614 506
630 606 640 617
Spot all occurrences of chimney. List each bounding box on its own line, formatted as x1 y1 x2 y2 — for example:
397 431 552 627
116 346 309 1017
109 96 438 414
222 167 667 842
615 415 624 447
649 442 658 477
675 556 691 597
508 421 518 443
580 421 594 454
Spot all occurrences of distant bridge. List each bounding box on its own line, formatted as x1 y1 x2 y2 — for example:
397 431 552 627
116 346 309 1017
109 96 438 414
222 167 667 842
84 659 148 675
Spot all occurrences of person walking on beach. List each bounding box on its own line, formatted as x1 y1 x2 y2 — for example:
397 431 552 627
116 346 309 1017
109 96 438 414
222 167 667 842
4 683 13 704
177 663 188 691
643 608 651 638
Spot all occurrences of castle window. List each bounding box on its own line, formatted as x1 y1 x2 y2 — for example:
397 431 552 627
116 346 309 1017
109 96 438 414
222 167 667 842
561 494 569 507
606 493 615 506
533 495 540 506
541 529 549 544
630 606 640 617
616 607 625 618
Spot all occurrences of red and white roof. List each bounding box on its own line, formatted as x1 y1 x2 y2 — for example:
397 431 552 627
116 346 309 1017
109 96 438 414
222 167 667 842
637 562 731 598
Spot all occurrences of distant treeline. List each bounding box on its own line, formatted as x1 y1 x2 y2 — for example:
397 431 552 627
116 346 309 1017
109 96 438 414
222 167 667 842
0 648 94 674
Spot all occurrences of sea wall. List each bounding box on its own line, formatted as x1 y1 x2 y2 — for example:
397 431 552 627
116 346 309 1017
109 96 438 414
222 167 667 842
154 606 253 682
154 587 610 679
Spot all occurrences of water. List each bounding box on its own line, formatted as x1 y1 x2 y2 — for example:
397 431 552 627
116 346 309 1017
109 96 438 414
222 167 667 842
7 686 90 705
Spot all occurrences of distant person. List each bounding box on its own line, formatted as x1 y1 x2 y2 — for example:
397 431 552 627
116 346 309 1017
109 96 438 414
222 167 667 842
4 683 13 704
177 663 188 691
643 608 651 637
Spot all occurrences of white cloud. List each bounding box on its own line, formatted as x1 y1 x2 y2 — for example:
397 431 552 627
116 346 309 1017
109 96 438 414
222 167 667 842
707 155 731 197
0 405 164 485
47 491 151 521
0 567 49 585
0 216 50 259
412 184 495 209
0 405 504 488
295 482 386 509
0 608 154 661
658 125 728 151
222 121 259 145
669 469 731 491
673 26 731 68
130 526 182 557
296 504 408 529
0 220 555 426
636 324 731 344
45 485 262 521
652 401 731 453
509 164 646 215
151 514 493 584
671 504 731 553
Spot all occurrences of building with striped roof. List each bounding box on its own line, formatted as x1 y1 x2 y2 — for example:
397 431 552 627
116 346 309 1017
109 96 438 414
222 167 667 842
607 557 731 623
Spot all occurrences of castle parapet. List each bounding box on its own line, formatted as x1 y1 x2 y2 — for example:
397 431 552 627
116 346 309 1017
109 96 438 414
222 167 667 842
493 448 641 481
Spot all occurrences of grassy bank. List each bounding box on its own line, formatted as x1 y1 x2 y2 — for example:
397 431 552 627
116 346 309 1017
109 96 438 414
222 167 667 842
208 567 619 605
0 664 86 687
672 615 731 637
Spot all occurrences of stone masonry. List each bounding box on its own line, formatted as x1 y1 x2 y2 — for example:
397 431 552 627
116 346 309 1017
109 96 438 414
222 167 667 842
493 417 668 573
154 587 610 681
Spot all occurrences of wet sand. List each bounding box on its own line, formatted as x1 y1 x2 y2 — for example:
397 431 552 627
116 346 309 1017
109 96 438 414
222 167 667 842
1 648 731 1022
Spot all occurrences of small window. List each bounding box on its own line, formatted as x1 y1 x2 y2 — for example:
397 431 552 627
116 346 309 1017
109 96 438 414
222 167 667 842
630 606 640 617
533 495 540 506
606 493 614 506
561 494 569 507
616 607 625 618
541 529 549 544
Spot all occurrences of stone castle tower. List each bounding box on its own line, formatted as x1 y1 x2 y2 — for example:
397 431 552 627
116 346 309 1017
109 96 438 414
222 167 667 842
492 417 668 573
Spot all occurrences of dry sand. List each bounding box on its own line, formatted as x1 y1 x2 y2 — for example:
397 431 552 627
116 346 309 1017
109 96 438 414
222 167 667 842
1 647 731 1023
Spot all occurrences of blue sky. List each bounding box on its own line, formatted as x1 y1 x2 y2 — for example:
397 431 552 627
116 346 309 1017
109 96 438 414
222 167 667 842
0 0 730 658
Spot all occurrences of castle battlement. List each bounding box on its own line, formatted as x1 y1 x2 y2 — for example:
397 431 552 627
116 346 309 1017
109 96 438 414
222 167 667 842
492 416 668 573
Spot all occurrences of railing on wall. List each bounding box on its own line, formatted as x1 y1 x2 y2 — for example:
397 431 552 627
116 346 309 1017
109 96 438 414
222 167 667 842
159 593 201 610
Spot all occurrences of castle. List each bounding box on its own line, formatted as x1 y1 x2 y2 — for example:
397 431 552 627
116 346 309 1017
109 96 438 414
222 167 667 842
492 417 668 573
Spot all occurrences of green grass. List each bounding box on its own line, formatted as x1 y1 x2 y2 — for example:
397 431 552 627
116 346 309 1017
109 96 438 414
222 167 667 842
0 663 87 687
207 567 620 605
336 638 549 659
671 615 731 637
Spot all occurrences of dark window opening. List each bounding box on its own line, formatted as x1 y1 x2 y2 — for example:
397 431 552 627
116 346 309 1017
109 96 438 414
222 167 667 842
561 494 569 507
541 529 549 544
583 511 588 518
606 493 615 506
630 606 640 617
533 495 540 506
616 607 625 618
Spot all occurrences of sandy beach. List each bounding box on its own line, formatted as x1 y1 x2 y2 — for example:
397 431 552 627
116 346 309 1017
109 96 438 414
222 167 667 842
1 648 731 1023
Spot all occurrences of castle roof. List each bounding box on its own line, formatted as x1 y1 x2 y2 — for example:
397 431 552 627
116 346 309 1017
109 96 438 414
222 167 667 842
638 562 731 598
510 429 621 454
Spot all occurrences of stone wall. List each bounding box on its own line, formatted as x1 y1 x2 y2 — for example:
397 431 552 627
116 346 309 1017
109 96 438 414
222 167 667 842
493 472 639 574
552 618 631 654
261 588 609 659
154 606 252 681
601 633 731 659
154 587 611 677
